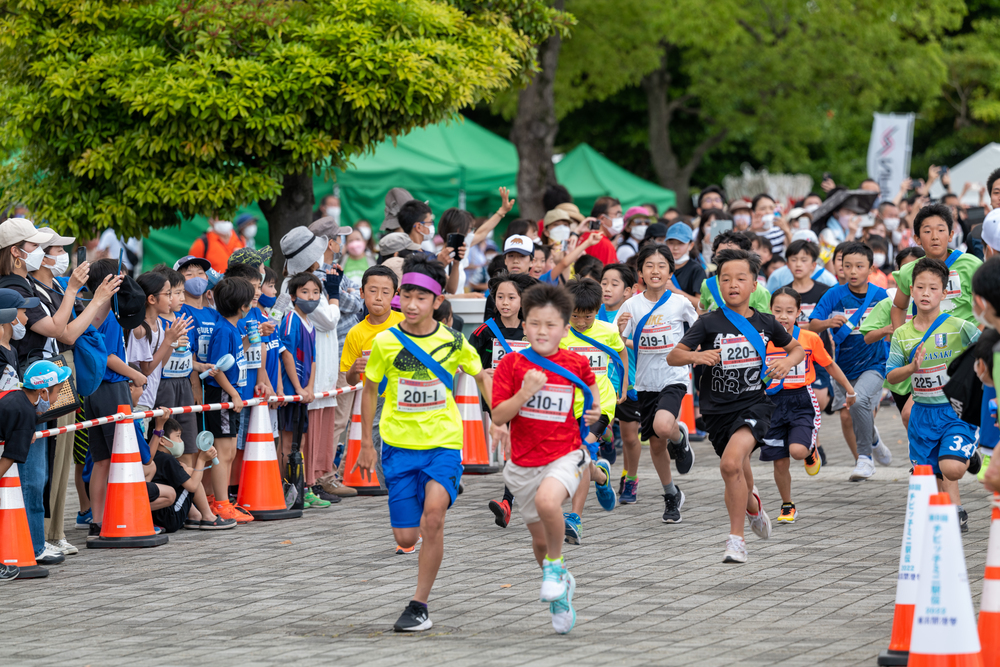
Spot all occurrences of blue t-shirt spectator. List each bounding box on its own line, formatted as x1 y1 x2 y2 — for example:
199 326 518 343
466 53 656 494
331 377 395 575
810 282 889 380
237 308 267 400
279 311 315 395
181 303 220 364
262 314 285 393
205 317 247 390
99 314 128 383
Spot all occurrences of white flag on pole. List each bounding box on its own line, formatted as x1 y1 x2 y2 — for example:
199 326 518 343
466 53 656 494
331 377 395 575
867 113 915 198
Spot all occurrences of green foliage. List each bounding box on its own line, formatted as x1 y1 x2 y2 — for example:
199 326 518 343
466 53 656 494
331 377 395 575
0 0 567 238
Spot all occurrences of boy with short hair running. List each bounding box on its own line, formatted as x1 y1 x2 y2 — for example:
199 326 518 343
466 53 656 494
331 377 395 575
491 283 602 634
886 257 982 530
597 263 639 475
616 245 697 520
669 248 804 563
355 256 491 633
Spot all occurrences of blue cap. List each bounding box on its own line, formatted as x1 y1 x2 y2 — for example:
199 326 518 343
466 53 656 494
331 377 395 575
666 222 693 243
23 359 71 390
0 287 39 312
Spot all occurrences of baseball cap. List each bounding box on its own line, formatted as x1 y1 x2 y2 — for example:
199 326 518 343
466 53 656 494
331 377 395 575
791 229 820 244
234 213 257 230
503 235 533 256
112 274 147 331
543 208 573 227
309 215 352 239
23 359 71 390
34 227 76 248
228 245 273 268
0 288 39 326
378 232 422 257
645 223 669 242
0 218 54 248
625 206 654 222
666 222 693 243
982 208 1000 252
173 255 212 272
382 188 414 232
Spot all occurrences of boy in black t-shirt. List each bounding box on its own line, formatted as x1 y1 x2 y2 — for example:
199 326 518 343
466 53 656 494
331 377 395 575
668 249 804 564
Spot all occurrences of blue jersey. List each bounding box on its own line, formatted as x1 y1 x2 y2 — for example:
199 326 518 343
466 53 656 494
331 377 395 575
98 314 128 384
205 317 247 390
810 282 889 380
237 308 267 400
180 303 220 364
258 308 284 392
279 311 315 395
598 305 637 401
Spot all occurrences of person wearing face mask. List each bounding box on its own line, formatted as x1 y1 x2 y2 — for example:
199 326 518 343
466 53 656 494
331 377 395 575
174 255 221 400
617 207 654 263
235 213 259 251
750 193 789 256
664 222 706 309
313 194 342 224
579 196 623 266
188 216 246 273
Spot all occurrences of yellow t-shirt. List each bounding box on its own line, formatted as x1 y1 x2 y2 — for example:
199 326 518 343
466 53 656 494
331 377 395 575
339 311 406 380
559 320 625 419
365 323 484 450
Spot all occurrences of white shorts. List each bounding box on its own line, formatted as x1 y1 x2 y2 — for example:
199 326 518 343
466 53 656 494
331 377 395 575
502 449 590 525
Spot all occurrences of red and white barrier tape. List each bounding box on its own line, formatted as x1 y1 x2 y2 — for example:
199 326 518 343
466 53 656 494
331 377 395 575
33 383 363 439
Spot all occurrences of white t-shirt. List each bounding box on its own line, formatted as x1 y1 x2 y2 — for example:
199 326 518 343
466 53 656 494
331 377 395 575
126 322 164 408
616 291 698 391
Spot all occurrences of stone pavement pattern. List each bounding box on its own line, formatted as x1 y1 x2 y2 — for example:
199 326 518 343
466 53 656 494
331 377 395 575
2 409 994 666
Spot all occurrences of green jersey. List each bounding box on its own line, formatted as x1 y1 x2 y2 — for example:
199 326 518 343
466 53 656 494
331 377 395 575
886 315 979 405
892 249 982 323
699 279 772 314
860 295 912 395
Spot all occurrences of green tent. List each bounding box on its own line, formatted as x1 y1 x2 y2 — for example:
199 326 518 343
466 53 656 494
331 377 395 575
555 143 676 215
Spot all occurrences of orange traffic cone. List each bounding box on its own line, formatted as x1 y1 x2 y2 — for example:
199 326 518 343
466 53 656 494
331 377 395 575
680 370 696 434
456 371 500 474
879 464 939 665
342 390 387 496
237 404 302 520
908 492 983 667
0 461 47 579
89 405 168 549
979 493 1000 667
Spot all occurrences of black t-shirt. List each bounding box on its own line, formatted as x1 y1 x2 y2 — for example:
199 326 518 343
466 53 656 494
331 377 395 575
0 274 49 368
678 308 792 414
795 280 834 354
0 390 41 464
152 450 191 492
31 276 72 354
468 319 526 370
672 259 707 297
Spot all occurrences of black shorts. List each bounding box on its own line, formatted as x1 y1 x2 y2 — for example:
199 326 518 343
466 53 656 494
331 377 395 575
702 400 773 458
278 403 309 433
155 377 198 454
589 414 611 439
637 385 686 442
151 488 193 533
760 388 820 461
204 384 242 439
615 395 641 423
147 481 160 503
891 390 911 414
83 380 132 462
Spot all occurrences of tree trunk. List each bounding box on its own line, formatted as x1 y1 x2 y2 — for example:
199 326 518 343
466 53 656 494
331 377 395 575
259 170 315 273
643 46 727 214
510 0 564 222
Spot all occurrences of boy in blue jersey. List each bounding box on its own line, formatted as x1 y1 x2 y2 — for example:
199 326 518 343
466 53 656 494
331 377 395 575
809 242 893 481
174 255 219 404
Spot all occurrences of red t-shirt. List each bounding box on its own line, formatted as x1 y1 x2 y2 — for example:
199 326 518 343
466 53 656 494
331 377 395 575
492 348 596 468
580 231 617 265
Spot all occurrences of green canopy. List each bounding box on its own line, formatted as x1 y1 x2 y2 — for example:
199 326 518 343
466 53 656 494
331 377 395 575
555 143 676 215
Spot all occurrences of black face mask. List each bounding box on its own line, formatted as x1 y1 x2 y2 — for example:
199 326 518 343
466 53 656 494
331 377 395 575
295 299 320 315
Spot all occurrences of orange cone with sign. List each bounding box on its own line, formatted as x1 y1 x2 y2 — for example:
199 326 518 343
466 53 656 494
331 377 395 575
237 404 301 520
680 370 696 433
908 493 983 667
89 405 168 549
456 371 500 474
879 464 939 665
342 390 387 496
979 493 1000 667
0 461 47 579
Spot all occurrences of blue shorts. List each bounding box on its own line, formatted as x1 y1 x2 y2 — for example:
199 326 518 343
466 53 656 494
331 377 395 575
760 387 820 461
908 402 979 475
382 444 463 529
812 364 832 393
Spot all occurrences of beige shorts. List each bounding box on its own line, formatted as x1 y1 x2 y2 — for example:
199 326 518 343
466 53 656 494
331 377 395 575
502 448 590 525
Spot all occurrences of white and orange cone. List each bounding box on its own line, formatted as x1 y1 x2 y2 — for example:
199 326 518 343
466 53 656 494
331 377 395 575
979 493 1000 667
0 461 47 578
456 371 500 474
237 404 301 520
341 390 387 496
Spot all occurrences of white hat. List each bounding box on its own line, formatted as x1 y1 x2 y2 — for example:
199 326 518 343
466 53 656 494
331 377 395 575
503 234 533 256
791 229 819 244
983 208 1000 252
0 218 54 248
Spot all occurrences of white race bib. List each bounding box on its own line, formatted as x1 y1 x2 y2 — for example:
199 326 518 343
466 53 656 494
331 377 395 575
913 363 948 398
568 345 607 375
162 349 193 379
397 377 447 412
637 322 676 354
198 333 211 361
246 342 262 370
518 384 573 423
798 304 815 323
941 270 960 311
843 307 875 334
0 364 18 391
492 339 530 368
236 355 248 387
766 352 805 385
720 336 761 370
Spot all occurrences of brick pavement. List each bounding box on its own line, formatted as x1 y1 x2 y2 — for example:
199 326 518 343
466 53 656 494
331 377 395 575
2 408 994 666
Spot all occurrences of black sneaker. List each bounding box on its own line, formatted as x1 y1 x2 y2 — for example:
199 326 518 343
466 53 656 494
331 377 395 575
458 482 465 495
0 564 18 582
818 446 828 467
312 485 342 504
661 486 685 524
968 450 983 476
959 507 969 533
667 423 695 475
393 601 432 632
200 516 238 530
87 522 102 541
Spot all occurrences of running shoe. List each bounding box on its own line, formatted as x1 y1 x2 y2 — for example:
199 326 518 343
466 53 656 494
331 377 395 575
75 508 92 530
212 501 252 524
303 488 331 508
979 452 992 483
594 459 617 511
872 437 893 466
550 572 577 634
618 473 626 498
395 544 416 555
231 503 255 522
662 486 684 523
488 498 511 528
667 422 695 474
599 440 617 466
51 539 78 555
393 601 432 632
776 502 796 523
746 486 771 539
968 450 983 477
563 512 582 545
818 445 827 467
620 479 638 504
723 535 747 564
0 564 18 582
804 446 821 476
87 522 102 541
312 485 342 504
540 558 568 602
690 429 707 442
959 507 969 533
200 515 237 530
849 455 875 481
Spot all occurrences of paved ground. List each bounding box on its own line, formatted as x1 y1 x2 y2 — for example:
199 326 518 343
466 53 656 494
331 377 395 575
3 408 994 666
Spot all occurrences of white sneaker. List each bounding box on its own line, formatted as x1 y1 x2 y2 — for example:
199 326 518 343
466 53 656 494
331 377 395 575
550 572 577 634
746 486 771 539
849 455 876 481
723 535 747 563
52 539 78 555
872 440 893 466
540 558 568 602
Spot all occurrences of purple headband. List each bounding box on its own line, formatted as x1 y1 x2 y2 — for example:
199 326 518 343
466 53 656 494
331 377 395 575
400 272 442 296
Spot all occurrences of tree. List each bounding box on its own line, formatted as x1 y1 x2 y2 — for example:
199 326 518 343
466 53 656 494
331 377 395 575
0 0 567 266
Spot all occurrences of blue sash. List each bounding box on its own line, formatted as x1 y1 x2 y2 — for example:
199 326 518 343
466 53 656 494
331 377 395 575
706 277 772 388
832 284 877 345
570 328 626 397
631 291 672 352
520 348 595 451
671 275 682 290
811 267 824 281
909 313 951 363
389 327 454 393
485 318 513 354
765 326 799 395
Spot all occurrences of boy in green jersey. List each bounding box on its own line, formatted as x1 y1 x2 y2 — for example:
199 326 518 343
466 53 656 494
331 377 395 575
971 255 1000 493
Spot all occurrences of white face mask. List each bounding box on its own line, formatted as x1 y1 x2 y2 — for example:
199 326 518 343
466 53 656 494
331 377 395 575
609 217 625 235
325 206 341 223
891 230 902 245
23 246 44 272
11 321 25 340
214 221 233 235
872 252 886 267
45 253 70 276
674 254 689 266
242 224 257 240
975 297 992 328
423 222 435 241
883 217 900 231
761 213 775 229
630 224 648 241
805 204 819 214
733 213 751 229
547 225 571 243
358 226 372 241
